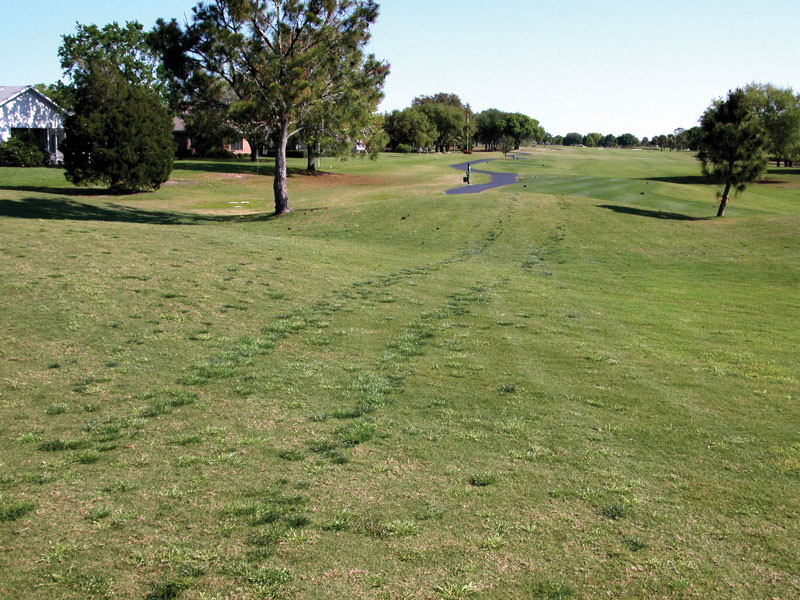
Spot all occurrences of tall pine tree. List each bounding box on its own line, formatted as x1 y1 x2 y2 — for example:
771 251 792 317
152 0 388 215
697 89 767 217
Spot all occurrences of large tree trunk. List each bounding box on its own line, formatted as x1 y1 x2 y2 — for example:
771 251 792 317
249 136 258 162
717 181 732 217
273 121 291 215
306 142 316 172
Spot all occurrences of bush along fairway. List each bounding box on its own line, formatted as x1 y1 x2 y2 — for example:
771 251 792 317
0 147 799 599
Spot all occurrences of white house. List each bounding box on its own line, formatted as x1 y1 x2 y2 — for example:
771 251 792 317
0 85 66 159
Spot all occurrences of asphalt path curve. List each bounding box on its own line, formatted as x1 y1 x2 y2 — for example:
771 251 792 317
444 153 529 195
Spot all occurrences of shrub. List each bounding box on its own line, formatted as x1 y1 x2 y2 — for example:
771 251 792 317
199 146 233 159
63 63 174 193
395 143 413 154
0 135 45 167
266 149 306 159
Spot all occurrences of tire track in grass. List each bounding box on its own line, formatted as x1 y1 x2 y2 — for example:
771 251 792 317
25 221 504 467
300 280 498 464
521 199 570 275
18 216 508 597
191 213 511 595
21 199 566 599
20 200 569 598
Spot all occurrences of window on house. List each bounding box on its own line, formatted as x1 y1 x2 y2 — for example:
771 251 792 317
231 139 243 152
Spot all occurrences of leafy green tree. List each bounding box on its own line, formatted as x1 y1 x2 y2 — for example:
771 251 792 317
551 134 564 145
153 0 387 215
412 94 476 151
463 104 477 151
63 64 174 193
618 133 639 148
743 83 800 167
656 134 667 151
697 88 768 217
503 113 542 149
61 22 165 93
499 135 515 156
563 132 583 146
475 109 506 151
683 126 702 151
384 108 436 150
301 56 386 170
412 93 464 108
672 128 686 151
584 132 603 147
183 104 241 158
417 102 464 152
361 113 389 158
58 21 175 191
600 134 618 148
35 82 75 112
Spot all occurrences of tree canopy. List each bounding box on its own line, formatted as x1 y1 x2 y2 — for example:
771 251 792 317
63 64 174 193
473 109 543 151
412 93 465 109
384 107 436 150
743 83 800 167
503 113 543 149
152 0 388 214
416 102 466 153
61 21 164 92
617 133 639 148
600 134 617 148
697 88 768 217
59 21 174 192
583 132 603 147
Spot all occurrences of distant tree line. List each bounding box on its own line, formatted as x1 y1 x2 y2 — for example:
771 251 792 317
383 94 545 153
550 129 704 151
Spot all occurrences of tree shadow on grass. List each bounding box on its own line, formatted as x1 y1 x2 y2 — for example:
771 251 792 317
0 184 112 197
766 167 799 176
639 175 714 185
597 204 711 221
175 159 309 178
0 197 277 225
645 171 798 187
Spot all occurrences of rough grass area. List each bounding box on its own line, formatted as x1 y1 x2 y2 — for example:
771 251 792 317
1 148 799 599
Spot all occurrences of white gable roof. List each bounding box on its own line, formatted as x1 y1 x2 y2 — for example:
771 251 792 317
0 86 30 106
0 86 65 141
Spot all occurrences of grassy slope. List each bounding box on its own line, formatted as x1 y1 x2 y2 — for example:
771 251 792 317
0 148 798 599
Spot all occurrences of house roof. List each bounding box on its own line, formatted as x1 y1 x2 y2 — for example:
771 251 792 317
0 86 30 107
0 85 66 114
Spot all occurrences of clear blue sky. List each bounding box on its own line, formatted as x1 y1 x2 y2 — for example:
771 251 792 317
2 0 798 138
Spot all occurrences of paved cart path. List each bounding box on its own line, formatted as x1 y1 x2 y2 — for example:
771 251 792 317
445 154 529 195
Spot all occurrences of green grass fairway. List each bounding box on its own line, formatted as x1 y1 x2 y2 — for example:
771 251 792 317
1 147 799 599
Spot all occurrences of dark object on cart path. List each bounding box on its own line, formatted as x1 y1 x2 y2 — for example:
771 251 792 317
445 153 530 195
